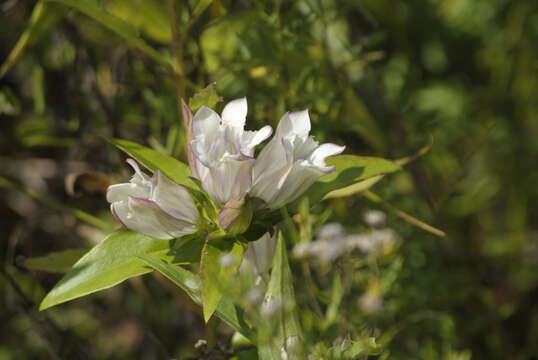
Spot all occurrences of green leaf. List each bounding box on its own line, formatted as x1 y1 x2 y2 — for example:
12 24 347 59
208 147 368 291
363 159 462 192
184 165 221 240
24 249 87 273
40 230 203 310
188 83 221 112
303 155 401 204
192 0 214 20
200 240 243 322
0 1 67 77
44 0 172 70
107 137 196 189
258 232 303 360
138 255 253 339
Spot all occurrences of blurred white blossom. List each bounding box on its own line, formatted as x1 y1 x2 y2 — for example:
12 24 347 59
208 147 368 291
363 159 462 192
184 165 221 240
106 159 199 239
293 222 398 263
363 209 386 228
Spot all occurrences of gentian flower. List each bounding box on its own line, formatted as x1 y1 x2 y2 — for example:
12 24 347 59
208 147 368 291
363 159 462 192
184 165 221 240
189 98 272 205
250 110 345 209
107 159 199 240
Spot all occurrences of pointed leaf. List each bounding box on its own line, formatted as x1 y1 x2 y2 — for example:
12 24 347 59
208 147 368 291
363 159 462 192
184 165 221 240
303 155 401 205
24 249 87 273
200 240 243 322
107 138 197 189
138 255 253 339
258 232 303 359
40 230 203 310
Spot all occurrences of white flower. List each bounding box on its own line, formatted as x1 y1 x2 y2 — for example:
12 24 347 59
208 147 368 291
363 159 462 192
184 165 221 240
190 97 272 205
106 159 199 240
251 110 345 209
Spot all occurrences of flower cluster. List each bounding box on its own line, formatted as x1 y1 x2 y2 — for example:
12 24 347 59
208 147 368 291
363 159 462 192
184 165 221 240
107 98 344 239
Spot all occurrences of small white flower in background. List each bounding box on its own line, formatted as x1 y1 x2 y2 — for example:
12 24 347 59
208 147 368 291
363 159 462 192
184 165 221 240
106 159 199 240
293 223 348 264
189 97 272 205
294 222 398 263
347 228 397 254
251 110 345 209
363 209 386 228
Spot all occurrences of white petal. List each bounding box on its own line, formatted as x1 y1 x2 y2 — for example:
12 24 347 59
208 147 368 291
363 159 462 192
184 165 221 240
150 171 199 223
128 197 194 239
205 157 254 204
241 125 273 155
106 183 149 203
190 137 211 167
192 106 221 137
310 143 345 166
112 200 171 239
250 161 292 204
126 158 152 189
268 162 325 209
276 110 311 139
221 97 247 128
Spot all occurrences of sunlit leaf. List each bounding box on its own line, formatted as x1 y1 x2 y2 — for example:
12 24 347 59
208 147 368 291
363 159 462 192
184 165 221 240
200 240 243 322
40 230 203 310
258 231 303 359
303 155 401 205
107 137 196 190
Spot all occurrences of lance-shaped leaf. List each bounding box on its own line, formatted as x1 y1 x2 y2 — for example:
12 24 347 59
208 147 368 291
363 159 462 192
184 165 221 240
107 138 197 190
138 255 253 339
200 240 243 322
302 155 401 205
40 230 203 310
258 231 303 360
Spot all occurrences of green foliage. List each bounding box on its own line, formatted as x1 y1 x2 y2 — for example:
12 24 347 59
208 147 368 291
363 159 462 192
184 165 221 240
1 0 537 358
44 0 172 70
40 230 203 310
138 254 253 339
200 240 243 322
188 83 221 112
258 231 303 360
303 155 401 205
107 137 196 190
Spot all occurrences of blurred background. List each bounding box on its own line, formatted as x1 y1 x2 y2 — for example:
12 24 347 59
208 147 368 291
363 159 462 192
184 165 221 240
0 0 537 359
